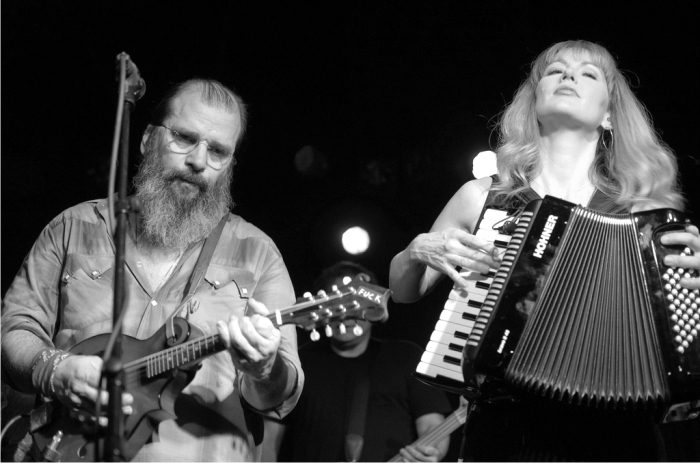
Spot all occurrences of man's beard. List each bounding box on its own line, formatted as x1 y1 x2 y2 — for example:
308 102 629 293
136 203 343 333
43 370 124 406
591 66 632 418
133 136 233 249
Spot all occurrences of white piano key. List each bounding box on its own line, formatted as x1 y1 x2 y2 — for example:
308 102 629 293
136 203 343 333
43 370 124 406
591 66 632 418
433 320 472 340
425 340 465 358
416 361 465 383
444 298 482 319
439 308 477 329
447 288 488 306
430 329 468 350
476 228 512 245
420 351 463 374
479 209 510 228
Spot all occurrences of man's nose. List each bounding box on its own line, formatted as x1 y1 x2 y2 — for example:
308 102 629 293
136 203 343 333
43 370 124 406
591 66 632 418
185 143 208 172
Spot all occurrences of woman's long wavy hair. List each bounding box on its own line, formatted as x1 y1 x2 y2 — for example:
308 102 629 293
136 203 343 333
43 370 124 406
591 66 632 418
491 40 684 211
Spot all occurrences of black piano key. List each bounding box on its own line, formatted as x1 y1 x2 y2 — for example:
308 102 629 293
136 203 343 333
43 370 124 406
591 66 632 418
448 343 464 352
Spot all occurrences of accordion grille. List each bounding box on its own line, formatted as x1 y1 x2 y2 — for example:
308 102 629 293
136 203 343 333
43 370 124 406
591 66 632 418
504 207 668 405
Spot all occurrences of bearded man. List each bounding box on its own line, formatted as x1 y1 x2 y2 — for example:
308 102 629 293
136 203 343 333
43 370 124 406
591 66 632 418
1 79 303 462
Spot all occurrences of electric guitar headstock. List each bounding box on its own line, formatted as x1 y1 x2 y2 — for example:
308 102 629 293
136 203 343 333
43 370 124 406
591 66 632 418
270 273 390 340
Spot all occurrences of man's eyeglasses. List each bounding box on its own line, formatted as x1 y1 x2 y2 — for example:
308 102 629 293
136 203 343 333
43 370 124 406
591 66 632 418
155 125 235 170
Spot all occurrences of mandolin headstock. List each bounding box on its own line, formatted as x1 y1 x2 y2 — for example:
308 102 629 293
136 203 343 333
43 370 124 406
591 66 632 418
270 274 390 339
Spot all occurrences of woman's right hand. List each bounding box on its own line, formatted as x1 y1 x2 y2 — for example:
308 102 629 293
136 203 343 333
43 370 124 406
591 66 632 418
408 227 501 290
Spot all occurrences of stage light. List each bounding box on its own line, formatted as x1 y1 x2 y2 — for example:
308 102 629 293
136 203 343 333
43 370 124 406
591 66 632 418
342 226 370 255
472 150 497 179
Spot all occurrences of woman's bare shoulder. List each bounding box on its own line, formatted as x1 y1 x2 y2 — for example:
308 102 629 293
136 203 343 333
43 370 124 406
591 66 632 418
432 177 494 233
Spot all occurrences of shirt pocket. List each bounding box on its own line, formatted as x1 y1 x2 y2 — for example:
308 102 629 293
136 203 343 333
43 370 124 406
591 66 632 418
193 266 258 331
60 254 115 330
203 266 256 299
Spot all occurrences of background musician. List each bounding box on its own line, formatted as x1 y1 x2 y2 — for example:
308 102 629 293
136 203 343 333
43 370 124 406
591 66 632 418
264 261 453 462
389 40 700 461
1 78 303 462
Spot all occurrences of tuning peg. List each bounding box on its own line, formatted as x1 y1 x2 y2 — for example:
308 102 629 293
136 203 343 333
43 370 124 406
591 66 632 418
303 292 313 300
325 325 333 337
310 329 320 341
317 290 327 298
331 284 339 292
339 323 347 335
353 323 363 336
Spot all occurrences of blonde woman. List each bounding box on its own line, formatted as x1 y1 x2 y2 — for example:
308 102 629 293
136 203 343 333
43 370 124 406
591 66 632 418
390 40 699 460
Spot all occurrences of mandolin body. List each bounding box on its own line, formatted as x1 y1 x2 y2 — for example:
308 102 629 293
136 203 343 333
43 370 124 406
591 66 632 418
32 318 201 462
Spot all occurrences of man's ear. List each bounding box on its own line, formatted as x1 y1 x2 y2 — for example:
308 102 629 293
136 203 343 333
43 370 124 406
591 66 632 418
140 125 154 154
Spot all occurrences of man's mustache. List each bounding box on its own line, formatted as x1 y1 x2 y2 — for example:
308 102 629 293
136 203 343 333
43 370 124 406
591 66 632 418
164 169 209 192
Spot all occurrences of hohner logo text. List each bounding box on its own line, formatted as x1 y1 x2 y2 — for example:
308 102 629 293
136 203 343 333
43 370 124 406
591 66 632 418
533 215 558 258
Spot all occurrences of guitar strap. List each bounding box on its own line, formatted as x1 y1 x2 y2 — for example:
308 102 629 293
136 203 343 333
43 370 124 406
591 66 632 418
165 213 229 340
344 340 380 462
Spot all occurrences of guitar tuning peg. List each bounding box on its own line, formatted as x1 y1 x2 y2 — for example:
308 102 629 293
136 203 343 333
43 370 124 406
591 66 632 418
353 324 363 336
303 292 313 300
331 284 339 292
310 329 320 342
317 290 327 298
339 323 347 335
325 325 333 337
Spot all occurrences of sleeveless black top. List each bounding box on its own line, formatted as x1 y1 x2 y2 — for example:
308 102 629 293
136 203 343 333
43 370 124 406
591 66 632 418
465 177 664 461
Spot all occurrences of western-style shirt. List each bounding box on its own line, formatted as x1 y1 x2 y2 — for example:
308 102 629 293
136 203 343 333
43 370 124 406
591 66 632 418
1 198 303 461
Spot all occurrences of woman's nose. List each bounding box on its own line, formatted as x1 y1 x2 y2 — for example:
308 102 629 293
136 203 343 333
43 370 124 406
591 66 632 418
561 67 576 82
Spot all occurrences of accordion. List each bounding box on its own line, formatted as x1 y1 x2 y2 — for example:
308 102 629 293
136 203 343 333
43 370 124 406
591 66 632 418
462 196 700 423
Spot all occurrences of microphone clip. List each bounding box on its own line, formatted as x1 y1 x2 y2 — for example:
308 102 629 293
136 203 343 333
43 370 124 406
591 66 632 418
492 209 523 236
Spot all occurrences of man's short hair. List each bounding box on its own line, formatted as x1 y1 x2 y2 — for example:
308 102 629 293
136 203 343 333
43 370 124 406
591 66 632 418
150 78 248 152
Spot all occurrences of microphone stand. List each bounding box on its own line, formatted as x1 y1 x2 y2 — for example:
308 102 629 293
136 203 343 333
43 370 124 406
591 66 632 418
101 53 145 462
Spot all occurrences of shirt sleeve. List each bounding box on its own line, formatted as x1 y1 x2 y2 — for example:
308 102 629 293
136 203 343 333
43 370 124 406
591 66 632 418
238 238 304 420
2 214 66 346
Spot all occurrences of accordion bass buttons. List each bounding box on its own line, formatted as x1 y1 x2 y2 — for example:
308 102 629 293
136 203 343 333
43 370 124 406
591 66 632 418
662 248 700 355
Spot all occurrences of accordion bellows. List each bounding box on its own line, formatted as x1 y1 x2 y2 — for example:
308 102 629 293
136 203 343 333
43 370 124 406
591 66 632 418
464 196 700 422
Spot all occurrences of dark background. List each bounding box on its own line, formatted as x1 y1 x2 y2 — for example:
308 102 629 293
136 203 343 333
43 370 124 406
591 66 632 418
2 1 699 347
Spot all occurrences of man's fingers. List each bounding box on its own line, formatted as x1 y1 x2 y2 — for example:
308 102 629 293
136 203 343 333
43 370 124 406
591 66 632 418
219 317 256 362
246 298 270 316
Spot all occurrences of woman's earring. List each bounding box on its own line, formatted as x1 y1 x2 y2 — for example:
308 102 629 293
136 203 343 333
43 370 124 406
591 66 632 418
601 126 614 151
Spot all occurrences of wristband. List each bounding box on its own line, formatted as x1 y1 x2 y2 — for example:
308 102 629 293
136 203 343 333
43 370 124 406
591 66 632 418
31 348 72 398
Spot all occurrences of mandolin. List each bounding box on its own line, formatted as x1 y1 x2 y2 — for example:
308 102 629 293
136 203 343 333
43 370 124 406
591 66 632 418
32 275 390 462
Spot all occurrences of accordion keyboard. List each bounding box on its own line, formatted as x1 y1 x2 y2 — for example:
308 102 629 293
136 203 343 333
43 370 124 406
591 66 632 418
415 208 512 392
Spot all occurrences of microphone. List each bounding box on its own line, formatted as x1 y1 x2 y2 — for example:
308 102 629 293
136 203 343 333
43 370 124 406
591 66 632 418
116 52 146 102
492 211 521 236
501 219 518 235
